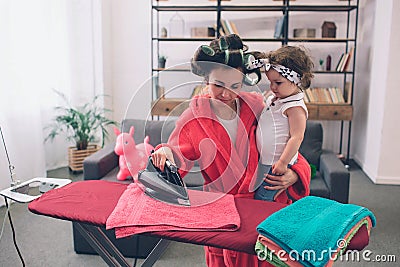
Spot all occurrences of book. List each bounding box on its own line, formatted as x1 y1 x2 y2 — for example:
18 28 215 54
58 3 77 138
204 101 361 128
340 53 350 72
316 88 323 102
311 88 320 102
313 88 320 102
342 47 354 72
328 87 338 103
220 19 231 35
323 88 333 103
230 21 239 35
303 90 310 103
336 53 346 72
320 88 330 103
225 20 234 35
335 87 345 103
343 81 352 103
305 89 315 103
274 16 285 38
336 53 344 71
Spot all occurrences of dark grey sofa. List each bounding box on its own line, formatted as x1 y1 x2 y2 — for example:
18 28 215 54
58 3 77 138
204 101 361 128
73 119 349 257
300 122 350 203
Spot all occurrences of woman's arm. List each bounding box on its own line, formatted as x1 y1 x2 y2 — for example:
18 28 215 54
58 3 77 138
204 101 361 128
152 115 196 176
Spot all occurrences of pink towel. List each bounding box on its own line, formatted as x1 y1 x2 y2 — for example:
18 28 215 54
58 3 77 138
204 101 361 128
106 183 240 238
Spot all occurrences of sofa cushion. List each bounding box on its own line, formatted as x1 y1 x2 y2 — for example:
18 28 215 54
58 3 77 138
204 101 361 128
309 172 330 199
299 121 323 168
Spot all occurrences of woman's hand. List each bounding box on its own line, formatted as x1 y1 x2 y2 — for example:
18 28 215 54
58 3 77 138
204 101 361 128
271 160 288 175
151 147 175 171
263 168 299 200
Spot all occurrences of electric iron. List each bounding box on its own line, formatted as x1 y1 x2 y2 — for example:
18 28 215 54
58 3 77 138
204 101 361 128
138 157 191 206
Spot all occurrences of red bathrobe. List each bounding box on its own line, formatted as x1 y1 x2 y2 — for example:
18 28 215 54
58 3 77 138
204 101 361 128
157 92 310 266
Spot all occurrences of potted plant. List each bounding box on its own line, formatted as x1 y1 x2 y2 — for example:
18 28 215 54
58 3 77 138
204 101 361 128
45 90 118 171
318 58 324 71
158 55 167 69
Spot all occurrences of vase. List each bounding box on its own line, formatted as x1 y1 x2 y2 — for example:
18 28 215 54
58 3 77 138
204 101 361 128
169 12 184 37
158 58 166 69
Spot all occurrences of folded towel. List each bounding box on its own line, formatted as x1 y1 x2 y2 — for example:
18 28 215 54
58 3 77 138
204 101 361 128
256 235 303 267
106 183 240 238
255 241 290 267
256 196 376 267
257 216 372 267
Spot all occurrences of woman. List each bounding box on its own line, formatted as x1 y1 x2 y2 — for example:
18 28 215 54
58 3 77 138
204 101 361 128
152 34 310 266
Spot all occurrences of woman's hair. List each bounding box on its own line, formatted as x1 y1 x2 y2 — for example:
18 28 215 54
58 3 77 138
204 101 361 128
191 34 259 81
266 45 314 89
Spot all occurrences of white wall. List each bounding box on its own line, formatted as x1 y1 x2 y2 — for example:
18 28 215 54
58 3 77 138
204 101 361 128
353 0 400 184
102 0 152 123
351 0 375 172
379 0 400 182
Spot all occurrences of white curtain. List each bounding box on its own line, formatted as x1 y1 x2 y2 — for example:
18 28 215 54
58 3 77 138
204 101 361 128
0 0 103 204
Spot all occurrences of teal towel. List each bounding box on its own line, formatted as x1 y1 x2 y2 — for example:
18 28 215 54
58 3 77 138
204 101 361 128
256 196 376 267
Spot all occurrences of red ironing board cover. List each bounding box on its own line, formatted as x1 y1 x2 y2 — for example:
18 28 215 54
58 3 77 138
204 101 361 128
28 180 370 255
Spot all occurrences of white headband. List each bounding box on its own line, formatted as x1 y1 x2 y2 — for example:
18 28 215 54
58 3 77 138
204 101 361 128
246 57 302 86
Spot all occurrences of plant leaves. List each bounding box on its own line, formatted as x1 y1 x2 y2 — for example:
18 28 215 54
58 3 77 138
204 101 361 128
44 90 118 148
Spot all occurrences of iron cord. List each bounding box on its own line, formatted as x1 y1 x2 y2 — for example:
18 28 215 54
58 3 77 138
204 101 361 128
4 197 25 267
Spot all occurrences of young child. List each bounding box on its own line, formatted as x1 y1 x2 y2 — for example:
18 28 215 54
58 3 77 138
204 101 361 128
248 45 314 201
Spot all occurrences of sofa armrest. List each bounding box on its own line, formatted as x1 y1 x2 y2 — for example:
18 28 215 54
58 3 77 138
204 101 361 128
83 143 118 180
319 151 350 203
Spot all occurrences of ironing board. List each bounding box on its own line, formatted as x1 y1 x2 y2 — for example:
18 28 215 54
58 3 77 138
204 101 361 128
28 180 370 267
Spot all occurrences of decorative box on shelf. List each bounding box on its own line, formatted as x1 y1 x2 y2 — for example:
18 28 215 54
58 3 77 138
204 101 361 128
293 28 316 38
191 27 215 37
322 21 337 38
68 144 100 172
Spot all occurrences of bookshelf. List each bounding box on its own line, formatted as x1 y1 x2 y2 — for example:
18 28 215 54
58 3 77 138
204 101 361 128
151 0 359 161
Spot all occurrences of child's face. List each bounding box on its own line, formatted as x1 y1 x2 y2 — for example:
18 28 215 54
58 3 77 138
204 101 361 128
265 69 299 99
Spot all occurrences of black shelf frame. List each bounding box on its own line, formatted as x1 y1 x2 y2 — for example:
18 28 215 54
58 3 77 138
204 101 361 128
151 0 359 164
153 37 356 43
152 5 357 13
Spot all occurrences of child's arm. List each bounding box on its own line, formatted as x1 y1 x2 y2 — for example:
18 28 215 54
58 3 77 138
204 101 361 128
272 106 307 175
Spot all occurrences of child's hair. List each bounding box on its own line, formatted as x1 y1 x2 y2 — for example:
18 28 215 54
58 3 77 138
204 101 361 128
191 34 261 83
266 45 314 89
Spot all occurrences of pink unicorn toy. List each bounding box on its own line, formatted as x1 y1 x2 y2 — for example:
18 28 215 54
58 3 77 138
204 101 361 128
114 126 154 181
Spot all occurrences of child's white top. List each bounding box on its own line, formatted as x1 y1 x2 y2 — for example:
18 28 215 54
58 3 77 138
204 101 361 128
256 92 308 165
